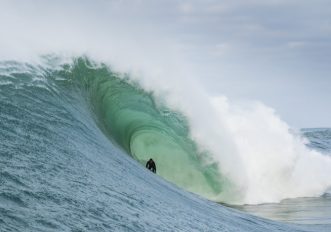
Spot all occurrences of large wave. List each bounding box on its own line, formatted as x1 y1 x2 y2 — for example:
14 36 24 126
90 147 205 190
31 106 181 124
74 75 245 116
62 57 227 200
9 56 329 205
3 57 324 231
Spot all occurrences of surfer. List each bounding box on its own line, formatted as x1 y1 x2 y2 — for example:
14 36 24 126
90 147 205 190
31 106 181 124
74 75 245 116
146 158 156 173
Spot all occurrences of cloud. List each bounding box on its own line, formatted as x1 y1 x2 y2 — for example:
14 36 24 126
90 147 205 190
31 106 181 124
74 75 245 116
178 2 195 14
209 43 231 57
287 41 307 49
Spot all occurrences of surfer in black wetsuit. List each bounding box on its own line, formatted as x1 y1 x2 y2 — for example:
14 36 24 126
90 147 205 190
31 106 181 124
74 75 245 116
146 158 156 173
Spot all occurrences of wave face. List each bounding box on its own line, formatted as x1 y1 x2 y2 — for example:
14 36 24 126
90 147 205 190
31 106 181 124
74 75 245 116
0 56 330 231
63 58 225 200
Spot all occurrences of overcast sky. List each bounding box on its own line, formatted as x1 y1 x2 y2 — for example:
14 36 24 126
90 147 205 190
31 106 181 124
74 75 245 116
1 0 331 128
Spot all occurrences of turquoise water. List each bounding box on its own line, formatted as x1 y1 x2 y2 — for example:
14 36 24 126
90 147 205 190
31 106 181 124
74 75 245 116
0 57 330 231
59 57 226 199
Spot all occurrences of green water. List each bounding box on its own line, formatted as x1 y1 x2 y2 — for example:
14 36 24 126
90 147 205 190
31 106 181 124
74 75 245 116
57 57 226 199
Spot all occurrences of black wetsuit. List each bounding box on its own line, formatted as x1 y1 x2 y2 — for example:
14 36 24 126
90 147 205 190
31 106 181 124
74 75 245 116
146 159 156 173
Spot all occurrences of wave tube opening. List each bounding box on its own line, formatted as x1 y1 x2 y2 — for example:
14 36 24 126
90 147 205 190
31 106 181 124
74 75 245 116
60 57 230 201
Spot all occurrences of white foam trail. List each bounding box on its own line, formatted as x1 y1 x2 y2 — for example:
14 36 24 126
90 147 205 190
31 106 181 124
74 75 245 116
1 0 331 204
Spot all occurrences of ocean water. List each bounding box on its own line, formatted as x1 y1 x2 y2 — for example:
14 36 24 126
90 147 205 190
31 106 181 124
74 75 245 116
0 57 330 231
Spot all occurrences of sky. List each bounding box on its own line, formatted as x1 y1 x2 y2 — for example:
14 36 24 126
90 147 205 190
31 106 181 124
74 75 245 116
1 0 331 128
